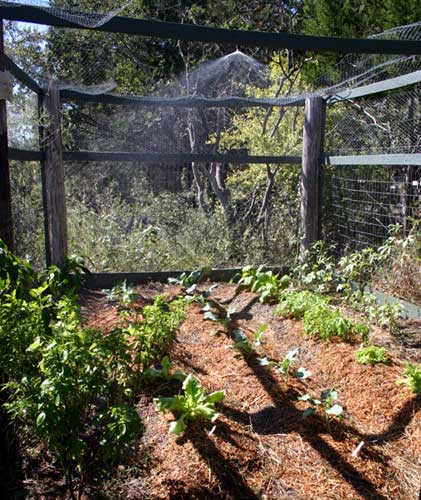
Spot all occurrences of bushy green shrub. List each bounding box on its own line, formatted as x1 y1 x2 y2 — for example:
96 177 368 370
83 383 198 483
276 289 329 319
303 304 369 342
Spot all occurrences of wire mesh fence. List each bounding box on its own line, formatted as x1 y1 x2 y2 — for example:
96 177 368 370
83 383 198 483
10 160 46 269
324 164 421 254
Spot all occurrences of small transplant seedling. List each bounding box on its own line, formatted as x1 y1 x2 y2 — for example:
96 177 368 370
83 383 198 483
104 280 138 307
355 345 389 365
258 347 311 384
298 389 343 420
231 330 253 354
396 362 421 395
154 374 225 435
143 356 186 382
168 267 211 292
252 324 267 347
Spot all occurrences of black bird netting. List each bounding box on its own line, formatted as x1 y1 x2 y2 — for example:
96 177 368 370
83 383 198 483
2 0 421 269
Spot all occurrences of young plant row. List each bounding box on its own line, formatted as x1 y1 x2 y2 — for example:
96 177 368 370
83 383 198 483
0 244 190 499
237 264 421 395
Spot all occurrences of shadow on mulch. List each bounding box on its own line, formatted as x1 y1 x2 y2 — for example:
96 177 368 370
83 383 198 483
216 331 421 500
178 426 260 500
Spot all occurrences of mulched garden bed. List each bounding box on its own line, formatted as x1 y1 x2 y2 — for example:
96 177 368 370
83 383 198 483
20 282 421 499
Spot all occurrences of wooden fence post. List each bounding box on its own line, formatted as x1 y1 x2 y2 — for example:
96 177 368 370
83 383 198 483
0 19 14 251
40 87 67 266
300 96 326 260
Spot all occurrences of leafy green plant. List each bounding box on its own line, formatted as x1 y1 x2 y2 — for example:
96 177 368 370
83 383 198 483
259 347 311 383
230 325 267 354
298 389 343 420
231 330 253 354
143 355 186 382
396 362 421 395
104 280 139 307
202 302 236 328
303 303 369 342
121 295 188 374
238 265 290 302
294 241 336 293
154 374 225 435
276 290 329 319
253 324 267 347
168 267 211 293
355 345 389 365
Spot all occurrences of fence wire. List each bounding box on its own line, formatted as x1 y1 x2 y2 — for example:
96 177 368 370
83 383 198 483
324 165 421 254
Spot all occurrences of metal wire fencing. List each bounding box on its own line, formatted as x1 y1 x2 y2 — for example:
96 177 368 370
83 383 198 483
323 164 421 254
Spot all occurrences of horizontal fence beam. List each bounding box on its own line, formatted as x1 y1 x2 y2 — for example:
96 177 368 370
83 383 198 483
9 147 43 161
60 89 305 108
84 266 287 288
2 4 421 54
11 149 421 166
63 151 302 164
327 69 421 102
4 55 41 94
325 153 421 165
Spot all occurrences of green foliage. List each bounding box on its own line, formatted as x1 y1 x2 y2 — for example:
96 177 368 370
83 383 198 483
276 290 329 319
337 247 386 296
121 295 187 374
303 304 369 342
396 362 421 395
259 347 311 383
295 241 336 293
355 345 389 365
0 245 189 497
253 324 267 347
104 280 139 307
298 389 344 420
143 355 186 382
168 267 211 292
230 325 267 355
345 290 403 333
154 374 225 435
239 265 290 303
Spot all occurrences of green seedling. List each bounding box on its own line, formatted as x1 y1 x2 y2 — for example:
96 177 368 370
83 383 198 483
355 345 389 365
168 267 211 289
298 388 343 420
253 324 267 347
231 330 253 354
154 374 225 435
258 347 311 384
396 362 421 395
143 355 186 382
104 280 138 307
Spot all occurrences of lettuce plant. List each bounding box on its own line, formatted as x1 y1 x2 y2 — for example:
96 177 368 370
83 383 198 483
355 345 389 365
396 362 421 395
154 374 225 435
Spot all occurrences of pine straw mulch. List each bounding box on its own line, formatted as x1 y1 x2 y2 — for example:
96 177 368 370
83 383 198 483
22 282 421 499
